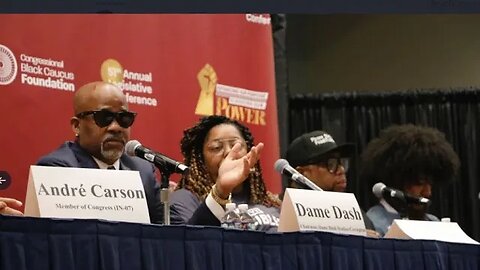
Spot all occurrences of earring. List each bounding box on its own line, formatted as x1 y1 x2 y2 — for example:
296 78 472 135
75 133 79 137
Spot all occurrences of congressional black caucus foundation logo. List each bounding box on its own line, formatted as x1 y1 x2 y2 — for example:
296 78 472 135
0 44 18 85
0 171 12 190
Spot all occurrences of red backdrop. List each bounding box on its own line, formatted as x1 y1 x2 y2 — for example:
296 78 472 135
0 14 281 205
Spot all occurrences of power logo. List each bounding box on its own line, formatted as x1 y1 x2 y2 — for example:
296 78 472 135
194 63 268 126
0 44 18 85
195 63 217 116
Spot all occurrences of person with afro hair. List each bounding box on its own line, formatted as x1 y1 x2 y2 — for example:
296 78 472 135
362 124 460 236
169 115 281 232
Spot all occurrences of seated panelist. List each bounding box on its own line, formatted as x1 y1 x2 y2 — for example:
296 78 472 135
361 124 460 236
36 81 163 224
284 130 377 236
170 115 281 232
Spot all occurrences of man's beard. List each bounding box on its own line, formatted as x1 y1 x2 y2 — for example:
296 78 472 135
101 144 123 162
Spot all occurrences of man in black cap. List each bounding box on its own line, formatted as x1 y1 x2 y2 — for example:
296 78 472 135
284 130 376 232
285 130 353 192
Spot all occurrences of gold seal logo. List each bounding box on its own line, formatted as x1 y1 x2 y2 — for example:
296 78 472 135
100 59 123 84
0 44 18 85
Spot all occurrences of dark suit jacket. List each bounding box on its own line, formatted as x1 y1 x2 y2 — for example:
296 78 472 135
36 141 162 224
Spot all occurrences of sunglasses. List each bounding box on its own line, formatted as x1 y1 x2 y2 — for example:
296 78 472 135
317 157 350 174
76 109 137 128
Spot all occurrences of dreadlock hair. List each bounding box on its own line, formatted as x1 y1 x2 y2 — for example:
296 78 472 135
177 115 280 207
359 124 460 190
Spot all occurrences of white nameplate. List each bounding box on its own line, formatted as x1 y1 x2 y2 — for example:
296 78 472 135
385 219 479 245
25 165 150 224
278 188 366 236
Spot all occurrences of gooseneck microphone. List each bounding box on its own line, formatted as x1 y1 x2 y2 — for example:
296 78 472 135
274 159 323 191
372 182 430 205
125 140 189 174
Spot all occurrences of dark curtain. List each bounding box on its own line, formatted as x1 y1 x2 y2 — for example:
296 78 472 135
288 89 480 241
271 14 289 156
271 14 293 193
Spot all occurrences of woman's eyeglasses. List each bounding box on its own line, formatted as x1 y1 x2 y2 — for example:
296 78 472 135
76 109 137 128
206 138 247 156
317 157 349 174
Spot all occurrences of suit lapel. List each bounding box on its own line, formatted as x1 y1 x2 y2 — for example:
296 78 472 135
120 154 133 171
70 142 100 168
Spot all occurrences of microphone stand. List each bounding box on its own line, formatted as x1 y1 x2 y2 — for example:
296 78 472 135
158 167 172 225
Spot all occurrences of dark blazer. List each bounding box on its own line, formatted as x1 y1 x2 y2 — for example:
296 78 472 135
170 188 222 227
36 141 162 224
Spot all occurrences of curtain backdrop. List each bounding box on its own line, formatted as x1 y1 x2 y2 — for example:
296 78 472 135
271 14 289 157
287 89 480 241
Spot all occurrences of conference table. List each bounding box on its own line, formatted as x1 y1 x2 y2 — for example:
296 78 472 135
0 215 478 270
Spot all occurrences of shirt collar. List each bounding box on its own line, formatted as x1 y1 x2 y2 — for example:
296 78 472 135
92 156 120 170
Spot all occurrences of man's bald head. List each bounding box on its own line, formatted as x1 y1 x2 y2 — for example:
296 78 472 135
73 81 127 115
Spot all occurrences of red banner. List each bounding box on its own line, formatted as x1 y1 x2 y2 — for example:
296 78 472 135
0 14 280 203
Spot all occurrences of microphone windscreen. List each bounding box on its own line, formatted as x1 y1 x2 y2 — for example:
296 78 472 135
125 140 141 156
274 159 289 173
372 182 386 199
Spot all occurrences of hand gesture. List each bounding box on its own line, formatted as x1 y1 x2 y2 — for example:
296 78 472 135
215 142 264 197
0 197 23 216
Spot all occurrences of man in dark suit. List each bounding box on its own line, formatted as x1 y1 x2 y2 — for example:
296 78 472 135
36 81 162 224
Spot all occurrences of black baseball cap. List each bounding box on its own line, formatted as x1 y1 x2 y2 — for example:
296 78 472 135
286 130 355 167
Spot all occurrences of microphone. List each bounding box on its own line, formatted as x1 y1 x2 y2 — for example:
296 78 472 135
125 140 189 174
274 159 323 191
372 182 430 205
